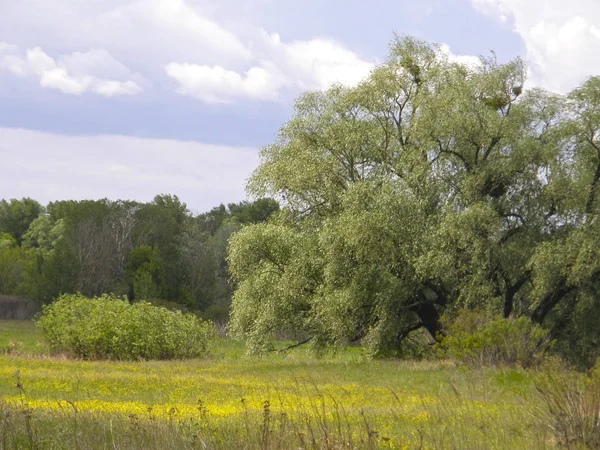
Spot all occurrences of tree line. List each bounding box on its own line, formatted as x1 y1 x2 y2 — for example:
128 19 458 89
0 195 278 320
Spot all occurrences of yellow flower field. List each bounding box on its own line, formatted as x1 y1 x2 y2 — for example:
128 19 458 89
0 320 558 449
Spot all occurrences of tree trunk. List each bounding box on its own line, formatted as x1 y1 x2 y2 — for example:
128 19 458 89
531 279 574 325
503 273 530 318
409 301 442 340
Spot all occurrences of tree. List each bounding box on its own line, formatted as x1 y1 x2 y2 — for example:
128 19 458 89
22 216 66 255
0 233 17 250
134 194 189 301
228 36 600 361
182 199 279 310
0 246 36 296
0 198 43 244
125 245 162 301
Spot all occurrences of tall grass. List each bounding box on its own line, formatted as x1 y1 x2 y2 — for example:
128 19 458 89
0 365 554 449
0 320 593 449
534 365 600 449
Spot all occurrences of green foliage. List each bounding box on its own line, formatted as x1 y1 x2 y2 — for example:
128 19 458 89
29 238 79 304
229 35 600 361
228 220 324 354
0 246 36 297
22 216 66 254
126 246 163 300
440 310 548 367
0 192 276 313
549 291 600 370
0 233 17 250
36 293 216 360
0 198 44 245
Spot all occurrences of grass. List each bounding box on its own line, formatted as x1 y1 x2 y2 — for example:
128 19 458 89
0 320 49 355
0 320 570 449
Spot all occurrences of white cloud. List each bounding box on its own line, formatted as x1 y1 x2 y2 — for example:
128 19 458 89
0 42 28 77
439 44 482 68
165 31 374 103
260 31 375 91
93 80 142 97
165 62 285 103
1 1 376 103
58 49 139 80
0 45 143 97
0 128 259 213
100 0 252 63
0 0 252 69
471 0 600 92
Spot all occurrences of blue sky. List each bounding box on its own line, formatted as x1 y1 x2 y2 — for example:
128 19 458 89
1 0 599 212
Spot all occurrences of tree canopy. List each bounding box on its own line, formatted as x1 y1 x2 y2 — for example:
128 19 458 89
228 37 600 365
0 195 278 318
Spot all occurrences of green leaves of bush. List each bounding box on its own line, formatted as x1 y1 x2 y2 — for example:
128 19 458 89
440 310 549 368
36 293 215 360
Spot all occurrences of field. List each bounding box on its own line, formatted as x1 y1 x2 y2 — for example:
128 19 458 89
0 320 572 449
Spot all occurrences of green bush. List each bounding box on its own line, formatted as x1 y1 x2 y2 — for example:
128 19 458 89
440 310 549 368
36 293 216 360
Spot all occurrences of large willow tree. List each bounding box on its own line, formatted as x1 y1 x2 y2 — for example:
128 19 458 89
228 37 600 363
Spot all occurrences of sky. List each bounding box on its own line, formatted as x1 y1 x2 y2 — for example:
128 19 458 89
1 0 599 213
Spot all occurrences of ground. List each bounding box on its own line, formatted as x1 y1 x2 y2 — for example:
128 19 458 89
0 320 556 449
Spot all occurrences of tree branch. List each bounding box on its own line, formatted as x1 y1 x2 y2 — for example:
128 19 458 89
276 337 313 353
397 322 424 344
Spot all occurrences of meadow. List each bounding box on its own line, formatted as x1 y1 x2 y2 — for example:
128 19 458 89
0 319 584 449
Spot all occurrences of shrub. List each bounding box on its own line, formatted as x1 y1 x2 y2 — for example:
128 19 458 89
440 310 548 367
36 293 216 360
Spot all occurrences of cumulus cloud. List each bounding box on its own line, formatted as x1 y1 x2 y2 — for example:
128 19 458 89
0 44 143 97
0 0 252 75
471 0 600 92
260 31 375 91
165 62 285 103
439 44 482 68
0 42 27 76
0 0 376 103
102 0 252 63
0 128 259 213
164 31 374 103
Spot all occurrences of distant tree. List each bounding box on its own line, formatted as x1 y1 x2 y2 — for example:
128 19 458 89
182 199 280 311
0 246 35 296
133 195 189 301
22 216 66 254
228 198 280 224
0 193 277 313
0 233 17 250
124 245 163 301
180 224 218 309
197 199 279 235
0 198 43 244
